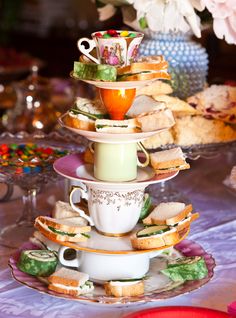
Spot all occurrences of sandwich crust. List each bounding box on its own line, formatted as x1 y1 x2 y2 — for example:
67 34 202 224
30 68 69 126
120 71 170 82
104 281 144 297
117 61 168 76
130 229 180 250
34 216 90 243
64 114 95 131
35 216 91 234
143 204 193 226
154 163 190 174
48 284 80 296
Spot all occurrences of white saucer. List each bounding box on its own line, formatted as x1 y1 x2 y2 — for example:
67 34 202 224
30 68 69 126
53 153 178 187
58 114 169 144
40 226 189 255
70 71 156 89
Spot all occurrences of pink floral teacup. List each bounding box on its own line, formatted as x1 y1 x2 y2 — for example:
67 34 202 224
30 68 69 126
77 30 144 67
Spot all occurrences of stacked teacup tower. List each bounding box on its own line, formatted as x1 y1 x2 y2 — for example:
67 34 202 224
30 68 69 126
54 30 193 293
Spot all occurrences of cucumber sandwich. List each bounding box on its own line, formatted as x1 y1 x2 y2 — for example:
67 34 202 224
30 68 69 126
65 97 108 131
34 215 91 243
149 147 190 174
131 202 199 250
48 267 94 296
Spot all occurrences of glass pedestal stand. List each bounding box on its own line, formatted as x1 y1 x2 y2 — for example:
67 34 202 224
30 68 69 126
147 181 190 205
0 131 86 249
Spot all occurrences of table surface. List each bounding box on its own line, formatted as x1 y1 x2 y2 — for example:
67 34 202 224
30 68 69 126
0 153 236 318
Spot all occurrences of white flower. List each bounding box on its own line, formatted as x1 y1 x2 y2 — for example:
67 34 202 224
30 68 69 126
97 3 117 21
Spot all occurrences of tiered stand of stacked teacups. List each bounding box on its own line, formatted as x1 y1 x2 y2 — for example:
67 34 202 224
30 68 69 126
53 30 191 285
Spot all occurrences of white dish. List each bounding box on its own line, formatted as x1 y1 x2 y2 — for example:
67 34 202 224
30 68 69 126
45 226 189 255
53 153 178 187
58 114 169 144
9 240 215 305
70 72 156 89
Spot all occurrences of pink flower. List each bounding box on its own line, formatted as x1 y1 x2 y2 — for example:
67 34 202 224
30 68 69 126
202 0 236 44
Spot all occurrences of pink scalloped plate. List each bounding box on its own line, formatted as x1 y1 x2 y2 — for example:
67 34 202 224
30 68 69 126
8 240 215 305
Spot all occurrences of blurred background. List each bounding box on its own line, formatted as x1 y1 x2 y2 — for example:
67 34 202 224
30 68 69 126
0 0 236 134
0 0 236 81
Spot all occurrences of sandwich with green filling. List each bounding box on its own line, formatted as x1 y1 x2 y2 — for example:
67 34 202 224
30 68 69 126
48 267 94 296
34 215 91 243
64 97 108 131
131 202 199 250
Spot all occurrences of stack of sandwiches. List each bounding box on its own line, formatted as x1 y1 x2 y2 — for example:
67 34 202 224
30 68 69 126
131 202 199 250
64 95 175 134
73 55 170 82
34 201 91 244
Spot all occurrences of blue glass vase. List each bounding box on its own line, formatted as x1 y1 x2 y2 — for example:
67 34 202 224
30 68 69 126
139 31 208 99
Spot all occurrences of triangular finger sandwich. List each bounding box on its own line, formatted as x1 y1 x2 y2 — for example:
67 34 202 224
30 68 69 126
150 147 190 174
143 202 199 233
34 216 91 243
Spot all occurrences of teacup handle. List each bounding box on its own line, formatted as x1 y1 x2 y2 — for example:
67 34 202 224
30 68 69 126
88 141 95 154
137 142 150 168
77 37 99 64
69 186 94 226
58 246 81 268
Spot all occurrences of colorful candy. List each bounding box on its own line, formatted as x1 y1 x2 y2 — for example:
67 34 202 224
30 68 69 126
94 30 141 39
0 143 67 175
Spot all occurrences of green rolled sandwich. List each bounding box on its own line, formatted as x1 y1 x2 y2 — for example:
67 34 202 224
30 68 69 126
73 62 117 82
17 250 58 277
161 256 208 282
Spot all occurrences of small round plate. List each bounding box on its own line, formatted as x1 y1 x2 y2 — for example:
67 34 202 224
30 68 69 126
8 239 215 305
70 71 156 89
58 114 169 144
53 153 178 187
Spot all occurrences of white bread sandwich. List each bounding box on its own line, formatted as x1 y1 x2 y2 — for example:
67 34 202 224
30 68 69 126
34 216 91 243
64 97 108 131
30 231 60 252
127 95 166 118
95 118 139 133
48 267 94 296
117 55 171 81
104 278 144 297
149 147 190 174
142 202 199 233
136 108 175 132
52 200 88 221
131 225 180 250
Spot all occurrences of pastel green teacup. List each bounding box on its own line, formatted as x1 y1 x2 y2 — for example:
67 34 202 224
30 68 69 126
91 142 149 182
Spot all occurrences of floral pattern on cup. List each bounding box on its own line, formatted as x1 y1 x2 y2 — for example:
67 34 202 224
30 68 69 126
77 31 144 66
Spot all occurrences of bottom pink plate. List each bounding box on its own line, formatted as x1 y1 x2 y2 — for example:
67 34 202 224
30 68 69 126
8 239 215 305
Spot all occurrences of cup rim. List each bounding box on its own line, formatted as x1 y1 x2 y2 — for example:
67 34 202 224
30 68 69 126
91 30 144 39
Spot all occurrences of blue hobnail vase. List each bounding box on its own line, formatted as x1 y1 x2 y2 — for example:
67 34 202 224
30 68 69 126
139 31 208 99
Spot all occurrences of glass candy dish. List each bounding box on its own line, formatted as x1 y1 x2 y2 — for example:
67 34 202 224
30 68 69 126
0 131 86 248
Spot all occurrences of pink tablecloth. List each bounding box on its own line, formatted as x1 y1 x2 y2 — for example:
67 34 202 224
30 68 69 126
0 154 235 318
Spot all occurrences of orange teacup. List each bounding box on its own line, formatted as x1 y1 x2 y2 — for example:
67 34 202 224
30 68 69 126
99 87 136 120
